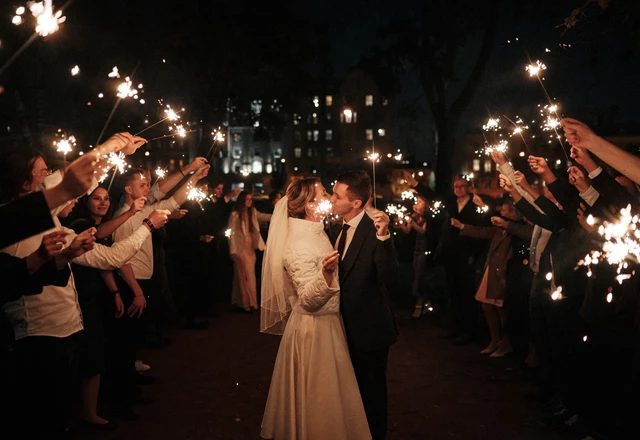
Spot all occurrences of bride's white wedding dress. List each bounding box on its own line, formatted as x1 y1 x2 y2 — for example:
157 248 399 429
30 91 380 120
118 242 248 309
260 218 371 440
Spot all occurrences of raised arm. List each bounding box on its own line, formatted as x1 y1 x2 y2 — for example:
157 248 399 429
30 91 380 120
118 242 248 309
95 197 146 239
170 164 211 206
563 117 640 185
155 157 208 197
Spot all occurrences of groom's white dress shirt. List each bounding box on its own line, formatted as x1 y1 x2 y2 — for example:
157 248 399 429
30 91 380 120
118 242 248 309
335 210 390 260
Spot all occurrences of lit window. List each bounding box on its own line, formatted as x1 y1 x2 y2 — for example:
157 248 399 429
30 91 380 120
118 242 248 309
232 147 242 159
313 96 319 107
273 148 282 158
253 161 262 173
294 148 302 158
473 159 480 172
382 97 388 106
313 130 319 141
313 113 318 124
307 131 313 141
365 95 373 106
325 130 333 141
484 159 492 174
365 129 373 141
325 95 333 106
293 113 299 125
233 133 242 143
378 128 385 136
343 110 353 124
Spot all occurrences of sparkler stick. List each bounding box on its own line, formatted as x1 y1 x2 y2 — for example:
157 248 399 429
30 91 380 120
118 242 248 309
525 57 570 162
366 141 379 209
147 130 196 142
133 109 184 136
205 129 225 162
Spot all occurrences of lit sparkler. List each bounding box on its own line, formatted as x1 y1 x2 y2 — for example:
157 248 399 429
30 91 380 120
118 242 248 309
54 134 75 166
205 127 226 161
385 204 408 223
476 205 489 214
578 205 640 284
430 201 444 218
365 145 380 208
224 228 232 238
503 115 531 153
70 65 79 76
525 58 569 161
401 191 417 203
477 139 509 157
134 105 184 136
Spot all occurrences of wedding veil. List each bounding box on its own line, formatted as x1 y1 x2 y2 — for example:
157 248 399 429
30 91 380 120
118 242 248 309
260 195 296 334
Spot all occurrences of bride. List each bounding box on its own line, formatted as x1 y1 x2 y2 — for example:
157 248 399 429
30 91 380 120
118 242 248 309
260 177 371 440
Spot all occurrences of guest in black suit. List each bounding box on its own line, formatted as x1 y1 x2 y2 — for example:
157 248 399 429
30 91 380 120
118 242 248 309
330 170 399 440
437 175 489 345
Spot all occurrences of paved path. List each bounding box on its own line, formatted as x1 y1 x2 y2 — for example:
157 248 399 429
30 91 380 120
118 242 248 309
70 298 568 440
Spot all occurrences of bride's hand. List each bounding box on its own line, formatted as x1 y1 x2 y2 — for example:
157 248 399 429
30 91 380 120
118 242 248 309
322 251 340 274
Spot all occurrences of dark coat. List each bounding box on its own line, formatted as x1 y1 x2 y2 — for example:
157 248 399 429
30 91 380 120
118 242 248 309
334 214 399 352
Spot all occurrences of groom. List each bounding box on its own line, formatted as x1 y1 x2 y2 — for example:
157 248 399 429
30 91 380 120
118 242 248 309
330 170 399 440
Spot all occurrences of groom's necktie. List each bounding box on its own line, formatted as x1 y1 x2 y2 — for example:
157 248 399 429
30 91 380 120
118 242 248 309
337 223 351 260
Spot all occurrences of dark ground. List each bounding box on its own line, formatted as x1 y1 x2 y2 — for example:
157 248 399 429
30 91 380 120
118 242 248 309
68 276 572 440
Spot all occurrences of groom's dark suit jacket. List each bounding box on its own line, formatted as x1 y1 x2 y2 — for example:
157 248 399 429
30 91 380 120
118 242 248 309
331 214 399 352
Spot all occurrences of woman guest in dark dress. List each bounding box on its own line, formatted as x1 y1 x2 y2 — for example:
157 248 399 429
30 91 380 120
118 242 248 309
398 195 441 318
63 186 145 428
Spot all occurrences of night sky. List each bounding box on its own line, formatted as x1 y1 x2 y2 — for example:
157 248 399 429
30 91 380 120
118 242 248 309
1 0 639 166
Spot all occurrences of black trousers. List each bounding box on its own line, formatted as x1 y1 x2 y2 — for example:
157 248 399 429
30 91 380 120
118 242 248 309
14 333 80 439
445 255 477 337
349 345 390 440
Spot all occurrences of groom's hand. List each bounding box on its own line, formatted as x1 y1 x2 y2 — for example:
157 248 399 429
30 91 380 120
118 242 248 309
371 211 390 236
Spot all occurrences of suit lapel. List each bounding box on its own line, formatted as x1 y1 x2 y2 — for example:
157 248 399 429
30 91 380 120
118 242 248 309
339 215 372 282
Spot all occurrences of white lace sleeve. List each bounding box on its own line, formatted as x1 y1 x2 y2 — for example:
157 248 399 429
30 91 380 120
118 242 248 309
284 248 339 313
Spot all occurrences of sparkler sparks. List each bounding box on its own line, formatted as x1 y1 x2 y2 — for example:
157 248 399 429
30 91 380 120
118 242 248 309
187 185 207 203
225 229 232 238
525 60 547 77
314 199 333 219
54 135 75 156
430 201 444 218
578 205 640 284
477 139 509 156
476 205 489 214
483 118 500 131
155 167 167 180
70 65 79 76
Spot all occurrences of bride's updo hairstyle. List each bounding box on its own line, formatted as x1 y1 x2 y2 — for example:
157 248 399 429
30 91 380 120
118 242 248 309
286 177 321 219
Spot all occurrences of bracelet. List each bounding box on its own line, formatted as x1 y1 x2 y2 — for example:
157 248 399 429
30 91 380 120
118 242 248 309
179 167 186 177
111 290 120 295
142 218 155 231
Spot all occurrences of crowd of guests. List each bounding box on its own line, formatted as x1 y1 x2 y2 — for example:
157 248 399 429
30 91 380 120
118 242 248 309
0 131 277 439
1 117 639 440
397 118 639 440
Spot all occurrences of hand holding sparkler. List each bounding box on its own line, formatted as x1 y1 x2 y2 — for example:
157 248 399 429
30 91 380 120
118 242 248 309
146 209 171 230
567 166 589 193
472 194 486 208
403 170 418 187
491 216 509 229
322 251 340 276
577 202 597 234
490 150 508 166
569 146 598 174
168 209 188 220
562 118 599 151
183 157 208 175
528 156 556 183
192 164 211 180
128 197 147 215
370 210 391 236
450 218 463 229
